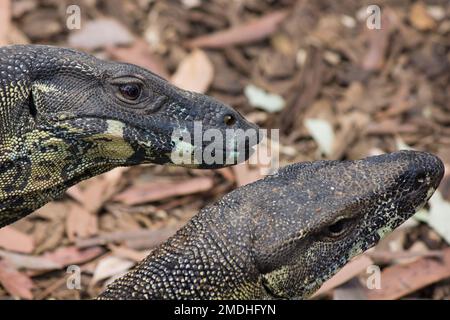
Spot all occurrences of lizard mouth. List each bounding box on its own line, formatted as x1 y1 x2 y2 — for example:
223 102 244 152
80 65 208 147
169 145 257 169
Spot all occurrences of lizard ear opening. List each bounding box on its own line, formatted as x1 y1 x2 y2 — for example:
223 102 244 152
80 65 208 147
28 90 38 119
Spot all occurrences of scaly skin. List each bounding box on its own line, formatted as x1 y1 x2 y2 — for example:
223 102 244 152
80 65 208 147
0 45 259 227
99 151 444 300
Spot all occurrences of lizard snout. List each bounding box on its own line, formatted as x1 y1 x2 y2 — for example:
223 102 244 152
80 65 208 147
400 151 444 192
390 151 444 212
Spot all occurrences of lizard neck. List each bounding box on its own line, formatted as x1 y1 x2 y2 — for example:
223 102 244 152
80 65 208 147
100 204 268 299
0 125 125 227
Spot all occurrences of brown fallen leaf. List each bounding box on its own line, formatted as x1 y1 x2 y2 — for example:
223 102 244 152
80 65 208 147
364 248 450 300
107 40 169 79
66 202 98 241
0 260 34 299
0 249 61 270
33 220 65 254
366 250 443 266
73 167 127 214
333 278 368 300
0 226 34 254
42 246 104 267
65 185 86 205
32 201 69 222
186 10 288 48
312 255 374 298
68 18 135 50
0 0 11 46
113 177 214 205
108 245 149 262
76 226 181 250
125 228 179 250
91 255 135 284
215 167 235 183
362 9 396 71
171 49 214 94
232 163 263 187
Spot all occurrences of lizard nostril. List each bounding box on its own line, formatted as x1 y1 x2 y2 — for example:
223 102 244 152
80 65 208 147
223 114 236 126
414 171 430 187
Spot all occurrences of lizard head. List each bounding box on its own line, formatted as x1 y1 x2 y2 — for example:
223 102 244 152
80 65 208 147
234 151 443 299
26 45 259 169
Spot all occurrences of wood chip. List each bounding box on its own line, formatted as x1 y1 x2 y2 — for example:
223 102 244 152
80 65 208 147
410 2 437 31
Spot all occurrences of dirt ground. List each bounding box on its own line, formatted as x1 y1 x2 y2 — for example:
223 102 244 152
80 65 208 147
0 0 449 300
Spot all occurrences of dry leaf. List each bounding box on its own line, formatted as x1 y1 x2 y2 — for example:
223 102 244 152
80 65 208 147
33 201 69 222
0 260 34 299
91 256 134 284
186 10 288 48
42 246 104 267
65 185 86 204
362 9 396 71
108 245 149 262
366 249 442 265
364 248 450 299
0 249 61 270
66 202 98 241
304 118 335 157
107 40 169 79
75 168 127 214
113 177 214 205
171 49 214 94
232 163 263 187
76 227 180 250
424 191 450 244
68 18 135 50
33 220 65 254
0 226 34 254
244 84 286 113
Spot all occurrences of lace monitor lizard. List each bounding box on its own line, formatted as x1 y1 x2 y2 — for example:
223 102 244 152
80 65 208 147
99 151 443 299
0 45 259 227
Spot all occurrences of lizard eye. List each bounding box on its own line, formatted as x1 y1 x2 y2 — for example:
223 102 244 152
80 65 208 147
118 83 142 101
109 76 148 105
324 218 354 239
